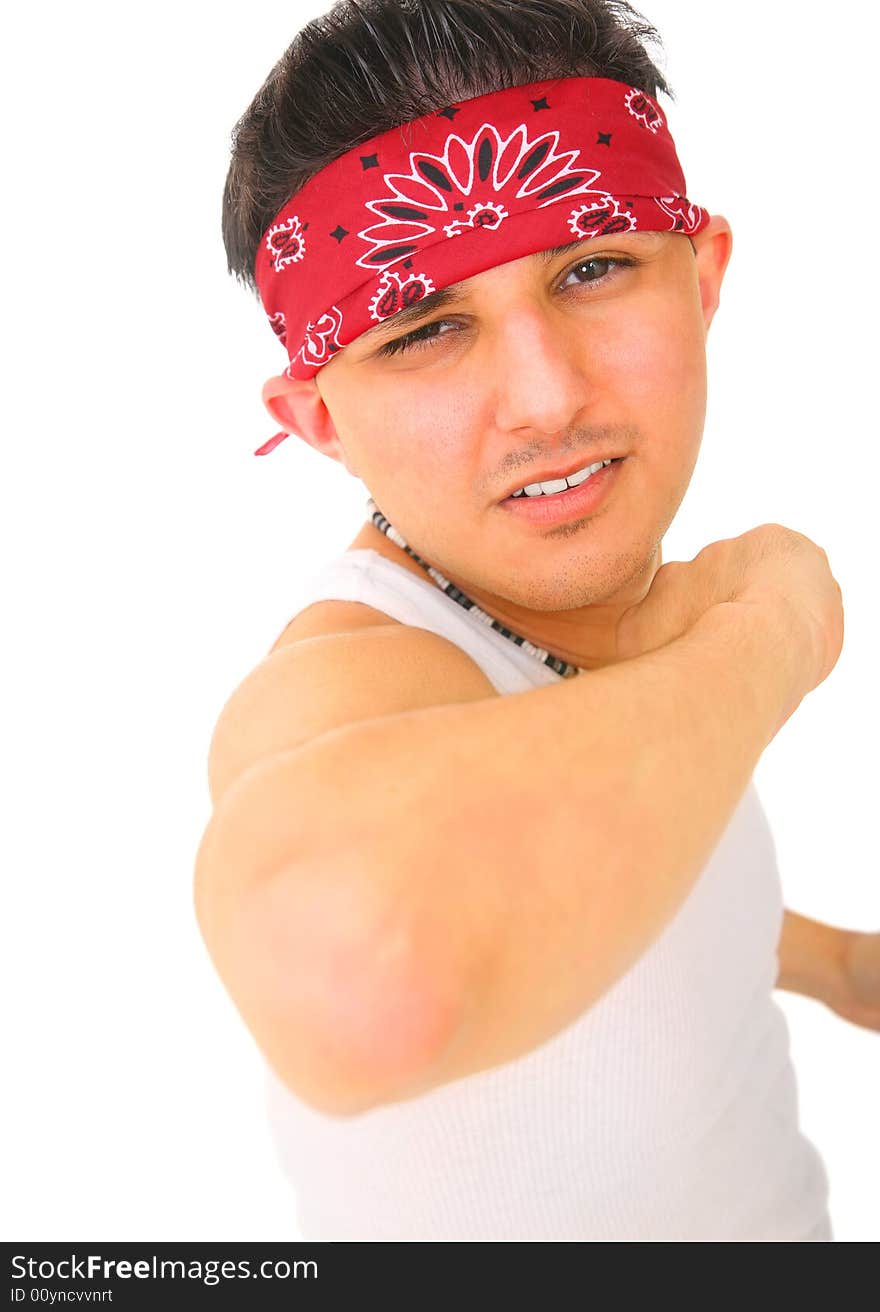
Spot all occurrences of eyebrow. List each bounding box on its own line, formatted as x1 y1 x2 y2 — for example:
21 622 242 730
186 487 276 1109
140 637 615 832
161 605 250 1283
357 232 666 347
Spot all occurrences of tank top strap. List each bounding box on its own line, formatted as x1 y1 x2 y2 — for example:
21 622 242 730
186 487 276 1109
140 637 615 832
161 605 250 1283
286 548 563 696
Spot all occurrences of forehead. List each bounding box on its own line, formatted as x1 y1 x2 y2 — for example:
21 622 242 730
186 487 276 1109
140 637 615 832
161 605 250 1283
355 231 671 346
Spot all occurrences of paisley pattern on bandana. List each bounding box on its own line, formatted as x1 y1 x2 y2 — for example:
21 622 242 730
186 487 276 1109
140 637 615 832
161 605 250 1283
369 271 437 322
656 195 705 233
265 216 307 273
252 76 711 452
268 311 287 345
624 87 664 134
445 201 509 238
357 123 606 271
568 195 638 238
288 305 346 373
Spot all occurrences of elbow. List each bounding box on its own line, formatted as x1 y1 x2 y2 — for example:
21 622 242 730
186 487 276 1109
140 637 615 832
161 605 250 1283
193 803 462 1118
253 868 462 1117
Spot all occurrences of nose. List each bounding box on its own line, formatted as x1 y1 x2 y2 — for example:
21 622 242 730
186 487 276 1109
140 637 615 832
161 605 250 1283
489 304 588 436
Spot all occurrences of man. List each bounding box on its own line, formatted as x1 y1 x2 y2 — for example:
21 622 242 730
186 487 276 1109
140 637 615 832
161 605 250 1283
195 0 877 1241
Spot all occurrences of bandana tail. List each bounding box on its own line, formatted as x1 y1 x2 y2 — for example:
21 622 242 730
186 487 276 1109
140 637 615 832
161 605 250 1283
254 430 290 456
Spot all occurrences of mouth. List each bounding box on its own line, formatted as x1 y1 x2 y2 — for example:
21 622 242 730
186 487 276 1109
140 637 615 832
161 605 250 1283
503 459 626 503
498 455 626 504
498 457 625 524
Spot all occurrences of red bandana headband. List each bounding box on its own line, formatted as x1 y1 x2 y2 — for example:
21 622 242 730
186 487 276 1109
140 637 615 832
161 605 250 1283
253 75 709 455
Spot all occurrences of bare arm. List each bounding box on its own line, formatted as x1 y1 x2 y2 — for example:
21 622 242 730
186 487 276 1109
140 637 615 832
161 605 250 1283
195 596 808 1116
776 909 847 1003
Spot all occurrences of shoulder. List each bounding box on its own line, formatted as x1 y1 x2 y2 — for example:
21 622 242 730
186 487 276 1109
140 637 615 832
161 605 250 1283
268 599 395 653
207 604 500 809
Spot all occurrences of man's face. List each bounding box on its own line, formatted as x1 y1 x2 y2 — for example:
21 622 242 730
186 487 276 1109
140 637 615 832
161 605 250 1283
305 224 730 612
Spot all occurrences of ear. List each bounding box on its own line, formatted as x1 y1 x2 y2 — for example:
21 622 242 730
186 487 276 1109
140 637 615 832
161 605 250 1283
691 214 733 333
261 372 358 474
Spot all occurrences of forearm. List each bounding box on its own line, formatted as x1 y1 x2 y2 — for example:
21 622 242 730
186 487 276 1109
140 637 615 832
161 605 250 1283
203 596 806 1113
775 908 848 1005
398 598 804 1096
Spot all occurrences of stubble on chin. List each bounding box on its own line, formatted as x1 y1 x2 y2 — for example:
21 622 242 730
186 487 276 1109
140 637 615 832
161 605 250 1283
498 533 665 612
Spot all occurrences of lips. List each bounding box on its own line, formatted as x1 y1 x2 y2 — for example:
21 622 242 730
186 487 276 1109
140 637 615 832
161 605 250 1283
498 456 624 525
500 454 625 502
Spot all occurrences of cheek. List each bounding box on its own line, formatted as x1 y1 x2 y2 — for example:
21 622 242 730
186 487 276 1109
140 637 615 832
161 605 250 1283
597 296 707 457
338 377 481 491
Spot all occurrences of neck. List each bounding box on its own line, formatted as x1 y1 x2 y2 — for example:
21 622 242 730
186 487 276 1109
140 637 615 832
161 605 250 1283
347 517 662 671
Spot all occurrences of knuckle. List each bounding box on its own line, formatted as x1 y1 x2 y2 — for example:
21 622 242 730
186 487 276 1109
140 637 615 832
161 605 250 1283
652 560 683 590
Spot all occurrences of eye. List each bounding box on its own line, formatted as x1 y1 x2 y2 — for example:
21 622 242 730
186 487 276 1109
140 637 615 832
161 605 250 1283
376 318 458 358
559 254 636 289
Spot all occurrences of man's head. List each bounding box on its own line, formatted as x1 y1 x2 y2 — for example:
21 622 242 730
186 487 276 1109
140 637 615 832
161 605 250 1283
223 0 678 291
223 0 732 620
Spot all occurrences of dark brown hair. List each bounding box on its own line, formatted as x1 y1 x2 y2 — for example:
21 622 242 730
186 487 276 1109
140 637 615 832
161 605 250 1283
222 0 673 295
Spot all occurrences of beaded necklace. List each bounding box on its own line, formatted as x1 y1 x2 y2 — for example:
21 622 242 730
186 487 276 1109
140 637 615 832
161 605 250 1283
366 498 584 679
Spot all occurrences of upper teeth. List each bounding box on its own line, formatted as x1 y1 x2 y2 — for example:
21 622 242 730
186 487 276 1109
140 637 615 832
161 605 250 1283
511 459 613 498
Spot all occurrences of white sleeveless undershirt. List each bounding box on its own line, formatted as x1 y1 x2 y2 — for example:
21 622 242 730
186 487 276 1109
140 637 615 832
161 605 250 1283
263 548 833 1241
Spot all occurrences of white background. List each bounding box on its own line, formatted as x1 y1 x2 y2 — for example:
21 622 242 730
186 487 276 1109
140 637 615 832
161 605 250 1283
3 0 877 1241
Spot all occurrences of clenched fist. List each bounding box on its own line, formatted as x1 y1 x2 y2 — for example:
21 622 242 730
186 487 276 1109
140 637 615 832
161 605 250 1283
615 524 844 718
